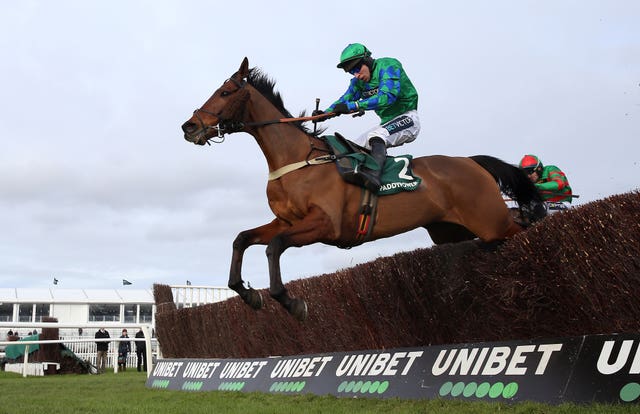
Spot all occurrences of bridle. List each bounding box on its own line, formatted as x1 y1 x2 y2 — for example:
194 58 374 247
191 76 248 143
191 75 334 145
187 72 352 180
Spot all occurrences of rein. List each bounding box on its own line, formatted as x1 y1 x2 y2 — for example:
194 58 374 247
194 110 335 142
194 75 337 178
245 113 336 128
193 75 335 142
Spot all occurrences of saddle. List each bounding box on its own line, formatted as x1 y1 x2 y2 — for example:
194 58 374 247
321 133 421 196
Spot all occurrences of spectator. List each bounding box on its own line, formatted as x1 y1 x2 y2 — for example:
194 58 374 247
135 328 147 372
118 329 131 372
95 327 110 374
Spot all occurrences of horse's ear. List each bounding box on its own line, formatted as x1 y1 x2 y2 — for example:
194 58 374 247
238 57 249 79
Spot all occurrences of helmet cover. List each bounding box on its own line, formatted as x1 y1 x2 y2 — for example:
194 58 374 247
337 43 372 71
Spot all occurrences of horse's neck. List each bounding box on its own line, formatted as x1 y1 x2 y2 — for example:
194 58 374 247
246 91 312 172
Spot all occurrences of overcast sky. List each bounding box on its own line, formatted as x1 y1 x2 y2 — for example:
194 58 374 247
1 1 638 290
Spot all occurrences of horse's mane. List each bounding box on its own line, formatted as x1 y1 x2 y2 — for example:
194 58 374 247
247 68 324 137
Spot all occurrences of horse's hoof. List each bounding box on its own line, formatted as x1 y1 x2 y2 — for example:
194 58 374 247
246 289 263 310
289 298 308 322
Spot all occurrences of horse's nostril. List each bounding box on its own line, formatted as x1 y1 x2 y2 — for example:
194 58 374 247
181 121 195 133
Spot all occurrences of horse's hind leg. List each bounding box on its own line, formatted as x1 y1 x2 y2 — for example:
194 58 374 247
425 222 476 244
228 219 285 310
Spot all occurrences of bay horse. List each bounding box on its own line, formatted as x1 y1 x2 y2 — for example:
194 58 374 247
181 57 543 321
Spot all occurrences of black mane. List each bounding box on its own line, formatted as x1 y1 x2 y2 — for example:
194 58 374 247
246 68 324 137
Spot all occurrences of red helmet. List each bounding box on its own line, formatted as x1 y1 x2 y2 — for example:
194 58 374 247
519 154 543 172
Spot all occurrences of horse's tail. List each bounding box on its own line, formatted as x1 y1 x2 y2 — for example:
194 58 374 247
470 155 545 218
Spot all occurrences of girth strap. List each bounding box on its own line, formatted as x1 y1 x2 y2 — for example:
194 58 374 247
268 155 336 181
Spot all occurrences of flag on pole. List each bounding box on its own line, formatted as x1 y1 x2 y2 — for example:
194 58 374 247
122 279 132 286
53 278 58 285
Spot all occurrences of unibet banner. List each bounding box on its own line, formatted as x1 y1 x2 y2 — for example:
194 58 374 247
146 333 640 404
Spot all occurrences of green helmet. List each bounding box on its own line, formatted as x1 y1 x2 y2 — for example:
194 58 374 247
337 43 372 72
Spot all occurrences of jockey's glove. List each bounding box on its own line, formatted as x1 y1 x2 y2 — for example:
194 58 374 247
332 103 350 115
311 109 325 123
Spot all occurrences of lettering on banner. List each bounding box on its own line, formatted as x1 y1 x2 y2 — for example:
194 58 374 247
335 351 423 377
152 361 184 378
182 362 222 379
219 360 268 379
270 356 333 379
597 340 640 375
431 344 563 376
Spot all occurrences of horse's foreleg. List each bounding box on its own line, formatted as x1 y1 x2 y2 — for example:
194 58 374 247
229 219 284 310
266 208 334 321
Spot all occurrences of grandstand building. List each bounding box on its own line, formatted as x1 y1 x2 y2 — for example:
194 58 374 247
0 285 235 338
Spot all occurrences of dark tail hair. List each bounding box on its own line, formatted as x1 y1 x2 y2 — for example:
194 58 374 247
470 155 543 206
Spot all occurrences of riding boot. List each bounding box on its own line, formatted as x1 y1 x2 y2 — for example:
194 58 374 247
521 200 547 224
532 201 548 220
358 137 387 193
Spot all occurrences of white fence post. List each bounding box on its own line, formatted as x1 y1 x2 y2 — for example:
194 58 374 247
141 325 153 376
23 345 30 378
112 340 118 374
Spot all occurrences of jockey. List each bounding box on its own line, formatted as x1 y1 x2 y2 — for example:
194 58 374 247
519 154 573 205
313 43 420 192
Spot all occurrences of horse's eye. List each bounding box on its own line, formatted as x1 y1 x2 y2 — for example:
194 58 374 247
221 91 230 97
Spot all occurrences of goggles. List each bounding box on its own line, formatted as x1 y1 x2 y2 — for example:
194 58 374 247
347 60 363 75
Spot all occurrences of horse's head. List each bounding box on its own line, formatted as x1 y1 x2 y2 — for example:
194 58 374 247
182 57 252 145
